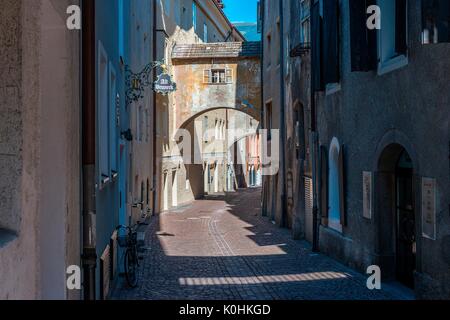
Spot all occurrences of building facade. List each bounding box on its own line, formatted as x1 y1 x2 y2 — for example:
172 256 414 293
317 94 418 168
163 41 262 210
260 0 312 239
260 0 285 226
81 0 158 300
153 1 262 213
260 0 450 299
310 0 450 298
0 0 81 299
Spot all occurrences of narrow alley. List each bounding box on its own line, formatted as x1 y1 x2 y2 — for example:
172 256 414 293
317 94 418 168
111 189 409 300
2 0 449 303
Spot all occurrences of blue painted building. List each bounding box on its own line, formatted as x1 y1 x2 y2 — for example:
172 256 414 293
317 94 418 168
88 0 154 299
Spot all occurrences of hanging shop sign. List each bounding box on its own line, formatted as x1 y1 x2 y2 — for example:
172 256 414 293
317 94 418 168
125 61 176 106
153 73 177 96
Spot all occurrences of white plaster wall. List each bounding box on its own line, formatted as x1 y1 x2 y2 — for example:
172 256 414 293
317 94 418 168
0 0 81 300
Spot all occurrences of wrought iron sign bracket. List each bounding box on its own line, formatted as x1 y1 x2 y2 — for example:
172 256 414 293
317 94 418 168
125 60 167 107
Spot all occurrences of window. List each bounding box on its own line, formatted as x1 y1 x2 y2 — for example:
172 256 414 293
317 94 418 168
349 0 378 72
164 39 170 67
323 0 340 86
98 42 110 184
174 0 181 25
203 69 233 84
203 116 209 142
257 1 262 33
203 23 208 42
265 102 272 141
137 106 144 142
213 70 225 84
145 109 149 142
311 1 324 91
109 64 118 172
301 18 311 44
276 21 281 66
285 37 290 73
328 137 346 233
192 2 197 31
147 179 150 205
214 119 219 139
182 6 188 29
118 0 124 57
422 0 450 43
328 138 341 232
377 0 408 75
164 0 171 16
266 33 272 68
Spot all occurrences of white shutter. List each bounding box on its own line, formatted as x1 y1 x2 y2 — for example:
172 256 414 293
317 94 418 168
305 177 314 242
203 69 210 83
226 69 233 83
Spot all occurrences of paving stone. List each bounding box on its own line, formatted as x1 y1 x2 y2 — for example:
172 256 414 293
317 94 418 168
110 188 408 300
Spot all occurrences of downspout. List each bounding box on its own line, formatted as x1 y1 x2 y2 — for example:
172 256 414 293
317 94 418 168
81 0 97 300
279 0 288 228
260 0 266 216
311 1 319 253
151 0 158 215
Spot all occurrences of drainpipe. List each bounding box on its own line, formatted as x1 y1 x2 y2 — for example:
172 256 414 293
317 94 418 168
151 0 158 216
311 1 319 253
279 0 288 228
81 0 97 300
260 0 266 216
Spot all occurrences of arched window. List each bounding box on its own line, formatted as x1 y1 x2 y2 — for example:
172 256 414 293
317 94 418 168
328 137 343 232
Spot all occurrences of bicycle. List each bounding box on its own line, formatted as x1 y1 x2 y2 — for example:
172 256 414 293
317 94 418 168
117 224 142 288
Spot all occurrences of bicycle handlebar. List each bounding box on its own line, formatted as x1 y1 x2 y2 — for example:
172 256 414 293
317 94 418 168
116 222 144 232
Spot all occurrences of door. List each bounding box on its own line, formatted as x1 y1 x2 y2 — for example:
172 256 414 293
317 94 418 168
395 152 416 288
214 163 219 193
172 170 178 207
163 172 169 211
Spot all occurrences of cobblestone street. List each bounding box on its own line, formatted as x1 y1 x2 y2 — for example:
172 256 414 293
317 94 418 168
111 188 411 300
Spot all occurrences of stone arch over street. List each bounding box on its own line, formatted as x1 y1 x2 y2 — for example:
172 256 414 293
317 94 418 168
157 42 262 212
162 106 261 207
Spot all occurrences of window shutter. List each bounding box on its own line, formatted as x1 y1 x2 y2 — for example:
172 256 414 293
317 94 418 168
323 0 340 84
320 146 329 224
422 0 450 43
311 2 324 91
203 69 210 83
226 69 233 83
349 0 377 72
338 144 347 226
395 0 408 54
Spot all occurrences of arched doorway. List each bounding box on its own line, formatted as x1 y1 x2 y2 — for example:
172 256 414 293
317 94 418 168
376 143 417 289
395 150 416 288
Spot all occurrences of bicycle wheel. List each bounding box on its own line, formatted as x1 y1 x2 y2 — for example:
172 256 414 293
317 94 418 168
124 248 138 288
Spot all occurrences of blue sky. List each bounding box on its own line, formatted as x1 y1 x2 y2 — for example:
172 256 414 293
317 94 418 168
223 0 258 23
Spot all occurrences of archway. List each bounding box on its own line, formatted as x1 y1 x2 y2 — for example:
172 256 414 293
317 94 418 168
161 107 261 210
376 143 418 289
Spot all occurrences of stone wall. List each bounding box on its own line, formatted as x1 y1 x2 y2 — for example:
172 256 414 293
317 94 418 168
0 0 81 300
316 0 450 299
